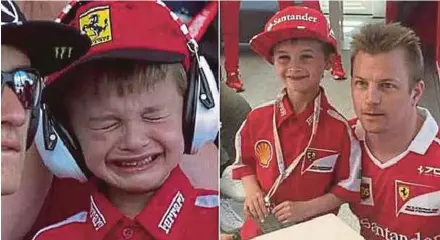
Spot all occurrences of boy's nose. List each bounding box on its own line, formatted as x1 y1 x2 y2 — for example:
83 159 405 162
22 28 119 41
119 123 150 152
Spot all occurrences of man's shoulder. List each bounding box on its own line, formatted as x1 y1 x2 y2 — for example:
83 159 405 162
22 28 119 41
32 211 88 240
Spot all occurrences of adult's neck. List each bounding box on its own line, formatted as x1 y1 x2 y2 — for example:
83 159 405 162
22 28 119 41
286 87 320 114
106 186 155 219
365 109 423 163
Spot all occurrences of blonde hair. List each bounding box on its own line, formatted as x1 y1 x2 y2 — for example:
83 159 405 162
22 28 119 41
350 22 424 88
46 60 187 128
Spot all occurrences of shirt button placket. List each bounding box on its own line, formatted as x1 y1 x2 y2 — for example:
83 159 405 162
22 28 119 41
122 227 134 239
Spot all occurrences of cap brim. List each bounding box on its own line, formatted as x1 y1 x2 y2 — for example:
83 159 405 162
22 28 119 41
250 28 333 64
45 47 186 87
2 21 90 76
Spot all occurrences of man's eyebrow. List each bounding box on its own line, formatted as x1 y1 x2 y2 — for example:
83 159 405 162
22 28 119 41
353 75 367 80
353 75 398 82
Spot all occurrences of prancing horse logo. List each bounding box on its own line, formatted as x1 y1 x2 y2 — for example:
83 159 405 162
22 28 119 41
82 14 108 37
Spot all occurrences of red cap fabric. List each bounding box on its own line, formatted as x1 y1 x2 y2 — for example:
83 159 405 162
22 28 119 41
250 6 336 64
46 1 191 86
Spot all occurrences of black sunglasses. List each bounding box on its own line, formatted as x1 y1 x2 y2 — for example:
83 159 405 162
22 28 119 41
1 67 42 110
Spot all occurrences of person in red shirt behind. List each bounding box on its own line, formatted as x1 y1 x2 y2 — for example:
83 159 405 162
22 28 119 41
349 23 440 240
31 1 218 240
230 6 361 240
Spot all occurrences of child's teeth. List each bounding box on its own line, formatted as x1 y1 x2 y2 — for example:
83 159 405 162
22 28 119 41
118 156 154 167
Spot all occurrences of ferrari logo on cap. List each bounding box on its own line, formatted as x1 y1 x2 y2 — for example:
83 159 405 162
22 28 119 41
79 6 112 46
255 140 273 168
398 185 410 201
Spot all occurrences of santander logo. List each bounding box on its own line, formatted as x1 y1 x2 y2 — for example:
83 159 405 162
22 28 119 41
267 13 318 31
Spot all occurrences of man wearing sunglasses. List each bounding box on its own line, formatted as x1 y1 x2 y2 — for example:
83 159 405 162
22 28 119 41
1 0 90 195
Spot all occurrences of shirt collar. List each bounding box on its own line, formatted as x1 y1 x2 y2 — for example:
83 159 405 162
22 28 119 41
86 166 196 239
276 87 330 127
354 107 438 155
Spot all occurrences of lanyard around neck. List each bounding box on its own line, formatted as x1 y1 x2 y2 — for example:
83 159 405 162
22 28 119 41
264 89 322 204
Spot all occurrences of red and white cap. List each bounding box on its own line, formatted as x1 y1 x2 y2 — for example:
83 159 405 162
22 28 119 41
250 6 337 64
46 1 192 86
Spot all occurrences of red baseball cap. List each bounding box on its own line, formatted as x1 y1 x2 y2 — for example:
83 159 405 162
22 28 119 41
250 6 337 64
46 1 191 86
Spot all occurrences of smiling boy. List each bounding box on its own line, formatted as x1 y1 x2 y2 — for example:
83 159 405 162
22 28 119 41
230 6 361 239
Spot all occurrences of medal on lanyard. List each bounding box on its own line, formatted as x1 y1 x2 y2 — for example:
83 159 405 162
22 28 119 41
264 89 321 208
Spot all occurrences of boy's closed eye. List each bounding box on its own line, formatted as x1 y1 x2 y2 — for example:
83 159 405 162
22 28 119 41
142 112 171 123
88 118 120 131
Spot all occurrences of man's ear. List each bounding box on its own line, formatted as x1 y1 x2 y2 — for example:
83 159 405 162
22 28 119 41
412 80 425 106
325 53 336 71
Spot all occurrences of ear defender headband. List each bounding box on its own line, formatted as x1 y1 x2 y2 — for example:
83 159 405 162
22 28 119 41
34 0 219 182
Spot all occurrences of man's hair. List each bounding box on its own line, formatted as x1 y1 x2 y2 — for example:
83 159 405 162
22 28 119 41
271 38 335 60
350 22 424 89
46 59 187 128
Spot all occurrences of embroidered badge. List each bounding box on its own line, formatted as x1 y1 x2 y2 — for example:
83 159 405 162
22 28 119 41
398 185 410 201
301 148 338 174
305 149 316 161
79 5 112 46
359 177 374 206
159 191 185 234
395 180 440 217
90 196 106 231
255 140 273 168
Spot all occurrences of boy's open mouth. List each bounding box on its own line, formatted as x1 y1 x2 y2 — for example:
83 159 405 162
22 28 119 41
110 153 161 172
287 75 308 81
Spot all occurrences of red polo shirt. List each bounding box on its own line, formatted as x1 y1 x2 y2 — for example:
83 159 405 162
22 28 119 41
32 166 219 240
25 178 89 239
350 108 440 240
232 89 361 239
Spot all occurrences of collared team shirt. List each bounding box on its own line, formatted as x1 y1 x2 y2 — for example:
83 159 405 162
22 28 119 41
232 89 362 239
32 166 219 240
350 108 440 240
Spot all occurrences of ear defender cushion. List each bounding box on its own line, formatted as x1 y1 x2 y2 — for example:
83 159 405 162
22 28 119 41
183 53 200 154
45 106 92 178
26 103 40 149
35 107 88 182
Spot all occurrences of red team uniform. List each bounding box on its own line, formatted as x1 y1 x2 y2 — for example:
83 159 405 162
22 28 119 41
233 89 361 239
32 167 218 240
29 1 219 239
350 108 440 240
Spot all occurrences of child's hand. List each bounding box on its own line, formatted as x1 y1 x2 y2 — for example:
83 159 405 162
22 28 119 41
220 233 234 240
243 190 269 222
273 201 310 224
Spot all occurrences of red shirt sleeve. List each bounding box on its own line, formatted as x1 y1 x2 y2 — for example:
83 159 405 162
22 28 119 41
232 117 257 179
25 178 89 239
330 124 362 203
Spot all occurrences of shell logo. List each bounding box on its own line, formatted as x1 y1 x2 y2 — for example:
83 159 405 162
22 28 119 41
255 140 273 168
